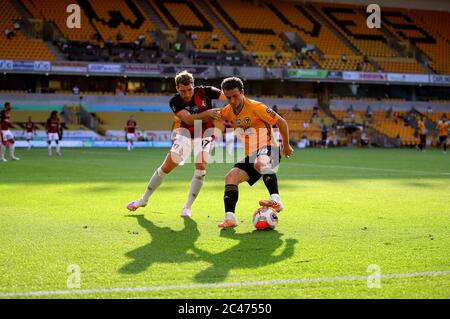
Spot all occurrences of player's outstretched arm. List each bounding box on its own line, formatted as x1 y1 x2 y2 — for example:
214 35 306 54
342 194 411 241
275 117 294 158
176 108 221 126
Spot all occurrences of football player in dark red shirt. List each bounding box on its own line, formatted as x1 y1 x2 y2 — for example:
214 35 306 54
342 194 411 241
1 102 20 161
127 70 227 217
124 115 138 151
46 111 61 156
24 116 36 150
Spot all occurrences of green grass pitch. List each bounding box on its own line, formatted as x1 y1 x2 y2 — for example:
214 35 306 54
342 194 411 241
0 147 449 298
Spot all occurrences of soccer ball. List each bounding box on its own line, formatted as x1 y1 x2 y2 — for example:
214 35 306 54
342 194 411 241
252 207 278 230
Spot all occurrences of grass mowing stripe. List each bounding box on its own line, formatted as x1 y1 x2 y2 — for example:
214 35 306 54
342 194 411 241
1 148 448 298
1 270 449 298
288 162 450 176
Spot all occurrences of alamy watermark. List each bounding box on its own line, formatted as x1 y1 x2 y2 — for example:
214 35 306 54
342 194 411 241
67 264 81 289
66 4 81 29
367 4 381 29
367 264 381 288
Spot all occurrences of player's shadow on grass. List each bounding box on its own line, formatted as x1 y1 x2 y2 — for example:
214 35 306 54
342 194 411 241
119 215 200 274
191 229 297 283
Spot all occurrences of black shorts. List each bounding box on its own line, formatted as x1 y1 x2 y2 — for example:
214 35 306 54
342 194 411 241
233 145 281 186
439 135 448 144
420 134 426 144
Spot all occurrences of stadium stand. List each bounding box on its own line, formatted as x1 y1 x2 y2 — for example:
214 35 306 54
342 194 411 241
309 54 373 72
22 0 155 44
83 0 156 44
280 109 328 142
203 0 298 67
268 1 371 70
21 0 97 42
206 0 285 52
366 8 450 73
151 0 232 51
372 111 419 146
313 3 397 57
269 2 354 56
312 2 427 73
0 1 448 72
373 57 426 74
2 0 448 73
0 0 54 60
381 8 450 74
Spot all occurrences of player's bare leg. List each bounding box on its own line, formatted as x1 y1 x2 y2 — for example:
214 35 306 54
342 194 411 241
127 139 133 152
0 142 6 162
56 141 61 156
219 168 250 228
255 154 283 212
8 140 19 160
127 151 181 212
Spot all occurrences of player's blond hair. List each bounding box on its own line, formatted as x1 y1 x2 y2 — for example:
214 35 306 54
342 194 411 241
175 70 194 87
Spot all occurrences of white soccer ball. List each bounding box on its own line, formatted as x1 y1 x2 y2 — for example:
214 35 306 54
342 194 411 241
252 207 278 230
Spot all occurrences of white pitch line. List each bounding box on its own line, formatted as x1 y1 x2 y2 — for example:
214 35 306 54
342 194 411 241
1 270 449 298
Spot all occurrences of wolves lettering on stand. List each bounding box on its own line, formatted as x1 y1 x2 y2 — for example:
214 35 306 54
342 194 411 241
77 0 145 29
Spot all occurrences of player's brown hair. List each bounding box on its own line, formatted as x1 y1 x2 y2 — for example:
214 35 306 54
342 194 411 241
175 70 194 86
221 77 244 92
